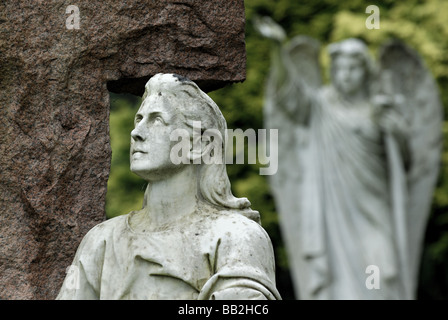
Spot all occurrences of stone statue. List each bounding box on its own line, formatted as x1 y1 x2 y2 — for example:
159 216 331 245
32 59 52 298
57 73 281 300
255 16 443 299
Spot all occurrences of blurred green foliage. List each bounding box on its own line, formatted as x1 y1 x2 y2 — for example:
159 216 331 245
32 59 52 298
107 94 145 219
107 0 448 299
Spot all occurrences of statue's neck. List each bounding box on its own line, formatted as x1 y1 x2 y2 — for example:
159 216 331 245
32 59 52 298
334 85 368 105
133 166 199 232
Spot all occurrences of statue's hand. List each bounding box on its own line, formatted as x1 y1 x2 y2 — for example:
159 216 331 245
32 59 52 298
372 93 405 119
378 107 408 137
253 16 286 43
372 94 394 109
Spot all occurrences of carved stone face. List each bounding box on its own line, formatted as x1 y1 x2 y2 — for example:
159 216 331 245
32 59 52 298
333 54 366 96
130 92 185 181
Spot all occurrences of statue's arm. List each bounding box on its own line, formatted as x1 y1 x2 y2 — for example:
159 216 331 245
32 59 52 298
255 16 316 125
267 39 315 125
56 225 106 300
198 217 281 300
374 95 411 165
381 109 411 162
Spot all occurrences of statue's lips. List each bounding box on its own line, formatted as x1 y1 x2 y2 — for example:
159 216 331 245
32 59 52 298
132 149 147 155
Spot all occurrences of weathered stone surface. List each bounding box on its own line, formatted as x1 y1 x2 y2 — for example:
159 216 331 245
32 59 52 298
0 0 245 299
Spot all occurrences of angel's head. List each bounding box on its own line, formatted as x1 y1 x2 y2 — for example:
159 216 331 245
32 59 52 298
328 38 376 98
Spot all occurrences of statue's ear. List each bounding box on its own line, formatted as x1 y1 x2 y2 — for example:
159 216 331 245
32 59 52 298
187 132 204 164
187 128 223 165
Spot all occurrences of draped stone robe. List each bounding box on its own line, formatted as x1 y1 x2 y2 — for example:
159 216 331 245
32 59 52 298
304 86 405 299
57 209 281 300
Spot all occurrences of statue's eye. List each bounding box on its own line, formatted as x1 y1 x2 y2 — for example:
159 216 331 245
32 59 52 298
135 115 143 124
153 116 165 125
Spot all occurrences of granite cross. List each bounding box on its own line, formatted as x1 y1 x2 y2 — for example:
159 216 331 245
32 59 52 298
0 0 245 299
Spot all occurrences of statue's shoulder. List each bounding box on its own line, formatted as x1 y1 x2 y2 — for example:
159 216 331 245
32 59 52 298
207 210 270 243
197 210 275 260
319 85 334 99
81 214 128 243
313 85 339 108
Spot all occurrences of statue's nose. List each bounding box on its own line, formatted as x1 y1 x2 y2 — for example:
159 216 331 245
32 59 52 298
340 70 350 80
131 128 144 142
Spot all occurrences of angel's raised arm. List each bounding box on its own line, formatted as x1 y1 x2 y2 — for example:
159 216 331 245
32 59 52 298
254 16 322 125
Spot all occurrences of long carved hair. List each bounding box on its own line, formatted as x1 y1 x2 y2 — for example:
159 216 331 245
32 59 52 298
141 73 260 222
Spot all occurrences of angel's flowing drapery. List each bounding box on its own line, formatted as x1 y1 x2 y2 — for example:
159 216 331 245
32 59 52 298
264 37 442 300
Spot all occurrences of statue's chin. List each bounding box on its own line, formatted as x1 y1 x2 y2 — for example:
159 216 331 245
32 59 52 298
130 162 157 181
335 85 363 99
337 85 354 95
130 162 187 182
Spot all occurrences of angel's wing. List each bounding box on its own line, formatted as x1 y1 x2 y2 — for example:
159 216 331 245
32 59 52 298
379 40 443 292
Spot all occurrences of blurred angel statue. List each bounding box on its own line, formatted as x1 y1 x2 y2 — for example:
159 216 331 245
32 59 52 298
255 16 443 299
